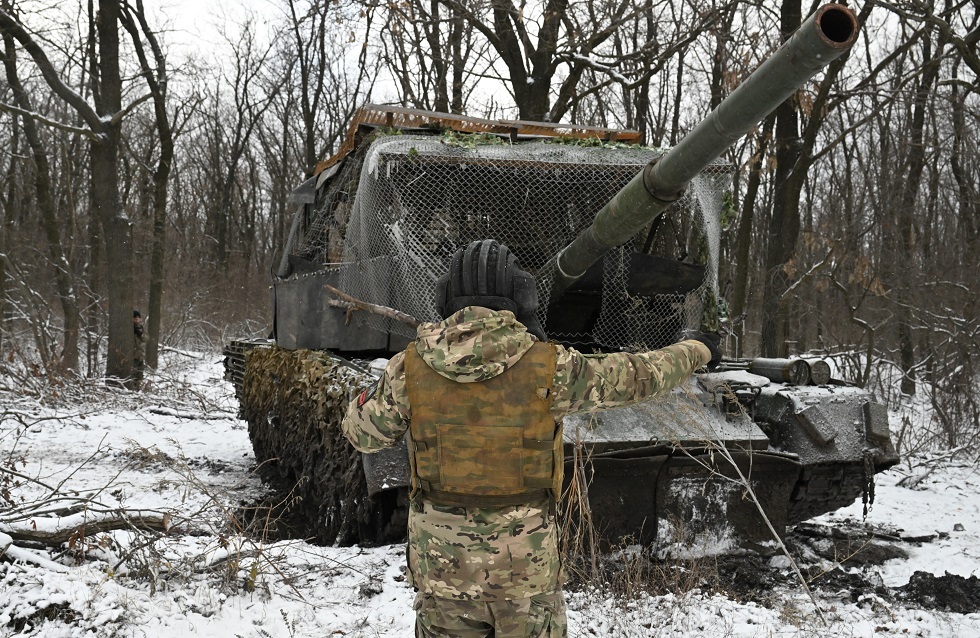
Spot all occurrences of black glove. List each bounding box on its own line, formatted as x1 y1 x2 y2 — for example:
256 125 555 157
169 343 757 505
134 324 144 338
686 331 722 371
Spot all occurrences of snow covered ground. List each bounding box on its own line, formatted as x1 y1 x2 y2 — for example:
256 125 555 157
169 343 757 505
2 351 980 637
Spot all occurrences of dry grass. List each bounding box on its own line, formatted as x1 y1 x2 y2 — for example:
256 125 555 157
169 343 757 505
558 430 719 602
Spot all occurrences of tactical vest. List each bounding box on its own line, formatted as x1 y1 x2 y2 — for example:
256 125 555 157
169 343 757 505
404 342 563 508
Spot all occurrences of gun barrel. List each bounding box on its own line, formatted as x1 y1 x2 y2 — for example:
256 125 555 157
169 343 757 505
548 4 858 300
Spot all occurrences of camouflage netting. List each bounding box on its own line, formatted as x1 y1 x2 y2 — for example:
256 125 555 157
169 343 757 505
294 133 733 350
241 346 374 545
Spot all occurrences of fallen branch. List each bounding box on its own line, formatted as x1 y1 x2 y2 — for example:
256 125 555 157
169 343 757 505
894 447 969 489
158 346 206 358
918 446 967 467
896 466 936 490
1 509 173 545
795 522 902 543
0 531 69 572
324 284 421 328
147 406 234 421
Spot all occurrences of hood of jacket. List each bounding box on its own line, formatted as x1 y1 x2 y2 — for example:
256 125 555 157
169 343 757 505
414 306 535 383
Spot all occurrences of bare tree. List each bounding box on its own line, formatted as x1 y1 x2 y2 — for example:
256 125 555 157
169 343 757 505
376 0 478 113
727 118 773 357
118 0 176 371
0 0 147 382
759 1 871 357
198 17 279 270
404 0 659 120
0 20 81 374
878 0 980 94
283 0 376 168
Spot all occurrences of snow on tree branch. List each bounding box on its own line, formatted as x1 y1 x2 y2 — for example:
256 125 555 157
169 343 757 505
0 9 106 133
568 53 629 84
0 99 100 141
1 509 173 545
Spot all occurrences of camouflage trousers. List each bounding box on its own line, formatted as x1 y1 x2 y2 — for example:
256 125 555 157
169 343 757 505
414 590 567 638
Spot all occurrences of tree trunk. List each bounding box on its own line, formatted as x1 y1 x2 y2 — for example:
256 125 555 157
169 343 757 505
730 118 773 357
949 65 977 271
449 4 464 113
84 183 102 378
760 0 802 357
121 0 174 371
216 176 234 270
2 33 80 373
424 0 449 113
487 0 564 121
669 55 684 145
0 113 16 352
890 33 944 396
760 0 856 357
90 139 132 382
91 0 133 383
145 133 171 370
710 8 736 111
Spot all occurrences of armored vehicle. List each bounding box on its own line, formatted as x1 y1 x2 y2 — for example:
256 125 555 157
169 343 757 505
226 4 899 552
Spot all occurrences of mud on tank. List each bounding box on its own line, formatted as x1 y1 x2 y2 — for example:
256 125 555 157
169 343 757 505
225 4 899 554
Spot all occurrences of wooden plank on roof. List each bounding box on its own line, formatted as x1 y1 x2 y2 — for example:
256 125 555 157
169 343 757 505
311 105 642 177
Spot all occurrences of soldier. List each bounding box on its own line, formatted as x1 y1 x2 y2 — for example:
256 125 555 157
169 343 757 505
133 309 146 387
342 239 720 638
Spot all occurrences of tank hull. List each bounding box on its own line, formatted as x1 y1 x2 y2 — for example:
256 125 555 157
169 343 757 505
224 341 898 551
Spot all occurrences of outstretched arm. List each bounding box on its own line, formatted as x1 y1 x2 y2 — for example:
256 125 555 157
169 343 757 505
551 340 711 418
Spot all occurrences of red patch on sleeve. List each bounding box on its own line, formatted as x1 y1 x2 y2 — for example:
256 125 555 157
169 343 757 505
357 389 369 408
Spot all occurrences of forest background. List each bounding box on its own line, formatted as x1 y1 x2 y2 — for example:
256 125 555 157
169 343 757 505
0 0 976 457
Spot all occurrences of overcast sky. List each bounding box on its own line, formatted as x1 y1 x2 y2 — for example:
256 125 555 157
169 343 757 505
147 0 280 59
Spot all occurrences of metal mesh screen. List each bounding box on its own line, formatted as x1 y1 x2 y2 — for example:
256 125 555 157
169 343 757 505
295 134 732 351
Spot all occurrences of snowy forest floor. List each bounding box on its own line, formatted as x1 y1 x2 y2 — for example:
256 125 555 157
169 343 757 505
2 351 980 637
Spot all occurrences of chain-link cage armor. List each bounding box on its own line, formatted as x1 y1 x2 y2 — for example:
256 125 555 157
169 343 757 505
292 134 732 352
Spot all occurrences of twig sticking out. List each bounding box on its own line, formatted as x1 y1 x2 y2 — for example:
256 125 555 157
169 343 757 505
323 284 421 328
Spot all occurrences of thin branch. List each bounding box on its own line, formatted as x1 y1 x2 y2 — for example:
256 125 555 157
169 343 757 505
876 0 980 84
0 9 104 131
779 248 835 302
674 415 828 626
109 92 152 126
324 285 421 328
0 99 99 140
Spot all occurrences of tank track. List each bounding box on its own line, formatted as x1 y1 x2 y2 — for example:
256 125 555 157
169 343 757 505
223 340 388 546
787 462 868 524
222 339 266 396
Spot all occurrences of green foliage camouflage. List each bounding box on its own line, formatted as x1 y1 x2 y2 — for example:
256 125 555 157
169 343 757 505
440 129 510 148
720 191 737 231
241 346 374 545
542 136 660 151
700 287 727 334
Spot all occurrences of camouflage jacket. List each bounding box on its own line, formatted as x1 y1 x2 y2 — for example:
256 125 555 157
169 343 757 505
134 326 146 363
341 306 710 601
